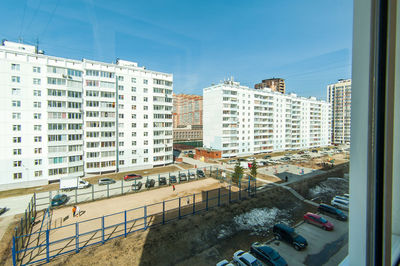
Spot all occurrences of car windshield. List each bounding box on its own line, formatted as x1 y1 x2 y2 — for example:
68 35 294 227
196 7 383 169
319 217 328 223
290 232 299 238
260 247 280 260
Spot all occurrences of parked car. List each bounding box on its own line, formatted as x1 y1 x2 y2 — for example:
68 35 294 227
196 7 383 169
98 178 116 185
303 212 334 231
238 158 246 162
196 169 205 178
216 259 235 266
247 157 256 161
132 181 143 191
331 198 349 210
301 154 311 158
263 155 272 159
311 149 318 153
188 172 196 180
281 157 291 161
284 153 292 157
159 177 167 185
250 242 287 266
169 175 177 184
334 195 349 202
51 194 68 207
124 173 143 181
0 207 8 216
233 250 263 266
179 173 187 182
342 193 350 200
318 204 348 221
145 179 155 188
227 160 237 164
298 151 305 154
272 224 308 251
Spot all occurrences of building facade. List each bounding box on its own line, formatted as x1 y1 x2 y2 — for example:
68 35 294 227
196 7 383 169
327 79 351 144
203 79 331 158
255 78 286 94
172 94 203 142
0 41 173 187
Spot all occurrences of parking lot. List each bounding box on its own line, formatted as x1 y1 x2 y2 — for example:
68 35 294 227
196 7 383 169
268 212 348 266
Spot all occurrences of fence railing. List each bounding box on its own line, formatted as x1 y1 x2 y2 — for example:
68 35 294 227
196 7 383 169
13 194 37 266
12 177 256 266
34 166 227 210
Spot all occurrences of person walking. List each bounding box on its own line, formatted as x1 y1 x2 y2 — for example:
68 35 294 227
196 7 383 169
75 205 81 217
72 206 77 217
187 197 190 205
172 184 175 191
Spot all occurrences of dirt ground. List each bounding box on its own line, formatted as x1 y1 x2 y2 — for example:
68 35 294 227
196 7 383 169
47 186 314 266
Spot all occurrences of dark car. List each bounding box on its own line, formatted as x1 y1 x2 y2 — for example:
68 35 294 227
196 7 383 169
169 175 177 184
98 178 116 185
0 207 7 216
159 177 167 185
263 155 272 159
188 172 196 180
124 173 143 181
250 242 287 266
318 204 348 221
273 224 307 251
196 169 205 178
179 173 187 182
51 194 68 207
132 181 143 191
311 149 318 153
145 179 155 188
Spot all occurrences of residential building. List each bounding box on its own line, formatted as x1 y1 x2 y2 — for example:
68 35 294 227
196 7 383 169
327 79 351 144
0 40 173 187
172 94 203 142
255 78 286 94
203 79 331 158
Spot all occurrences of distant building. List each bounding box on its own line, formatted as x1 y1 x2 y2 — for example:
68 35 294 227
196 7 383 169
327 79 351 144
203 79 331 158
173 94 203 142
195 148 222 160
255 78 285 94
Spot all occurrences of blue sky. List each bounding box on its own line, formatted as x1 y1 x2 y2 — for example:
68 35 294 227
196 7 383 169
0 0 352 100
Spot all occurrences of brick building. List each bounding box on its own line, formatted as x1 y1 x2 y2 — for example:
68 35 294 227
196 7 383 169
173 94 203 142
254 78 285 94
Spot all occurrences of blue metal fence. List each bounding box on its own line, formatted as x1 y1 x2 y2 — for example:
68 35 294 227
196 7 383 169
13 178 256 265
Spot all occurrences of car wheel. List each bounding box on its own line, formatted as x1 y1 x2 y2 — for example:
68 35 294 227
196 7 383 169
294 245 301 251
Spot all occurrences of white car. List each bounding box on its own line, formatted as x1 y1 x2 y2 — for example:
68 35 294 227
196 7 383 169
233 250 262 266
216 259 235 266
334 195 349 203
331 198 349 210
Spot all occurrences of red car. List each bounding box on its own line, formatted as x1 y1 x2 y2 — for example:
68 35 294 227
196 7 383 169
303 212 334 231
124 173 142 181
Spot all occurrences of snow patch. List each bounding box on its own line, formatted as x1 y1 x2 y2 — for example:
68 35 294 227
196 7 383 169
309 184 335 197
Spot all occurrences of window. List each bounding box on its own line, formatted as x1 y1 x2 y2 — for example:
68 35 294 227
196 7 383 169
33 90 41 96
144 140 148 145
131 87 136 92
118 76 124 81
12 88 21 95
144 97 148 102
13 149 21 155
144 132 148 136
144 114 148 119
33 78 41 85
34 136 42 142
34 125 42 131
131 78 136 83
13 161 22 167
12 100 21 107
143 79 148 84
33 66 41 73
144 88 148 93
34 159 42 165
12 112 21 119
144 158 148 162
34 171 43 177
13 173 22 179
34 148 42 154
13 137 21 143
131 159 137 164
118 85 124 91
144 149 148 154
11 64 20 71
33 102 41 108
33 113 42 119
13 125 21 131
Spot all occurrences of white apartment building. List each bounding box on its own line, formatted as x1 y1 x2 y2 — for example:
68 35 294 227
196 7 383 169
203 79 331 158
0 41 173 188
327 79 351 144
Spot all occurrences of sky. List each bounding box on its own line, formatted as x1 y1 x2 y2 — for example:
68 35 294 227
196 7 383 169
0 0 353 100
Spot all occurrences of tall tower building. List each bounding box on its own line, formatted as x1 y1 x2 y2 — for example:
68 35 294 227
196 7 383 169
255 78 285 94
0 41 173 188
172 94 203 142
327 79 351 144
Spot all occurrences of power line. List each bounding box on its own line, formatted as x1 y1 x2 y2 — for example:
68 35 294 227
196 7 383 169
40 0 61 39
19 0 28 40
22 0 43 38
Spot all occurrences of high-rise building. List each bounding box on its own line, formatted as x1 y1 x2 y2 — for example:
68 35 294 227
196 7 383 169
255 78 286 94
172 94 203 142
327 79 351 144
0 40 173 187
204 79 331 157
